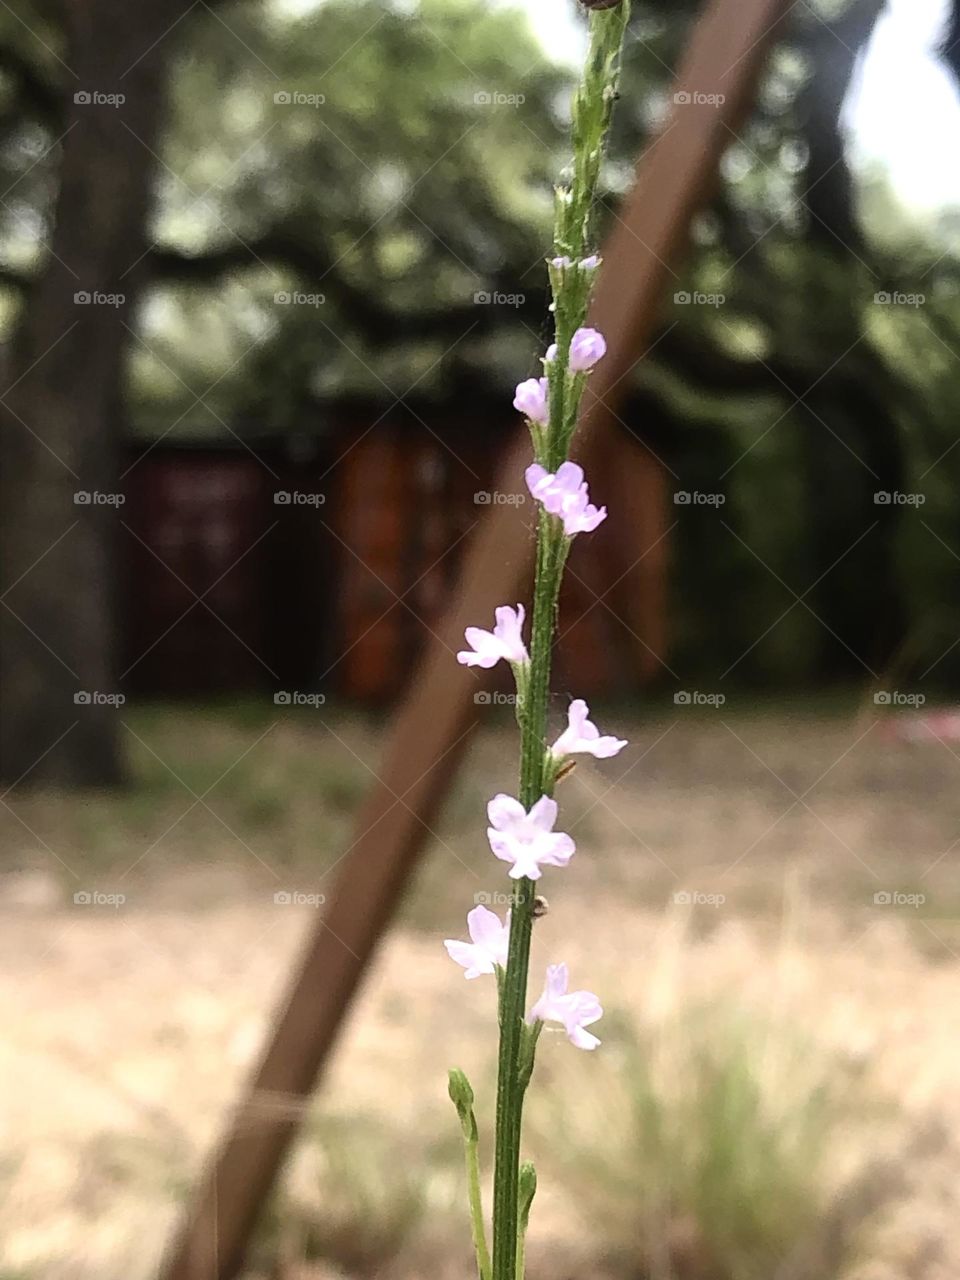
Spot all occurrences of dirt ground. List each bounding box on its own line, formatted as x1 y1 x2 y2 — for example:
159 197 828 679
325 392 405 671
2 699 959 1279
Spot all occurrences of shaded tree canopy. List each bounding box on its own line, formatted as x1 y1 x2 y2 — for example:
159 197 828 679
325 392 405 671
2 0 960 788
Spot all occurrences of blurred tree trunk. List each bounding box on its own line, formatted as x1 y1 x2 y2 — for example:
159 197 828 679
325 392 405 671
794 0 903 680
798 0 885 258
0 1 183 786
939 0 960 88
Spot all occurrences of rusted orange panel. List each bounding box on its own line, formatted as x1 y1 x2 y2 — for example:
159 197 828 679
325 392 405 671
331 428 409 699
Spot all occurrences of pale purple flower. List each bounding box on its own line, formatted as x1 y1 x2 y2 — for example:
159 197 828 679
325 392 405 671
543 325 606 371
525 461 607 536
569 327 606 372
525 460 584 513
550 255 572 269
561 503 606 535
513 377 549 426
486 793 575 880
551 699 628 760
580 254 601 270
528 963 603 1050
457 604 528 668
444 905 510 979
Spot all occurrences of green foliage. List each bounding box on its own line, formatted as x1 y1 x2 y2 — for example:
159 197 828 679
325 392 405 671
132 0 568 430
258 1112 430 1275
550 1004 872 1280
2 0 959 685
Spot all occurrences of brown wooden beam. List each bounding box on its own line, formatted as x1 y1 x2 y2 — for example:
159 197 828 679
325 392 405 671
163 1 793 1275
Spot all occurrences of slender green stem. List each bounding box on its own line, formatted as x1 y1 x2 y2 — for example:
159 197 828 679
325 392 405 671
488 10 630 1280
490 512 564 1280
465 1124 492 1280
449 1068 492 1280
516 1162 537 1280
519 514 566 805
515 1219 528 1280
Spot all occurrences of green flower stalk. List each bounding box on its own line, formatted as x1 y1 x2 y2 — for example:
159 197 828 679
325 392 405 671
449 1068 492 1280
516 1161 537 1280
445 6 631 1280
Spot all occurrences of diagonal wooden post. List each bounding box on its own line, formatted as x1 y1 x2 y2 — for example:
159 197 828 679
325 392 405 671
164 1 792 1275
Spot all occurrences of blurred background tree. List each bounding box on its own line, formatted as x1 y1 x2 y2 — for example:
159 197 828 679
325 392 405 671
2 0 960 787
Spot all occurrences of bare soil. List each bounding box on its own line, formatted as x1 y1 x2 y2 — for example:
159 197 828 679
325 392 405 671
2 701 959 1279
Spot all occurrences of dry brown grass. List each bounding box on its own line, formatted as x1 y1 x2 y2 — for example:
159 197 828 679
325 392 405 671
1 697 959 1279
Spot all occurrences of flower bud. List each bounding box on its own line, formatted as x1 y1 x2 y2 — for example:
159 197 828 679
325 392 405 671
569 327 607 372
448 1067 478 1141
518 1161 538 1229
513 376 549 426
448 1066 475 1115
